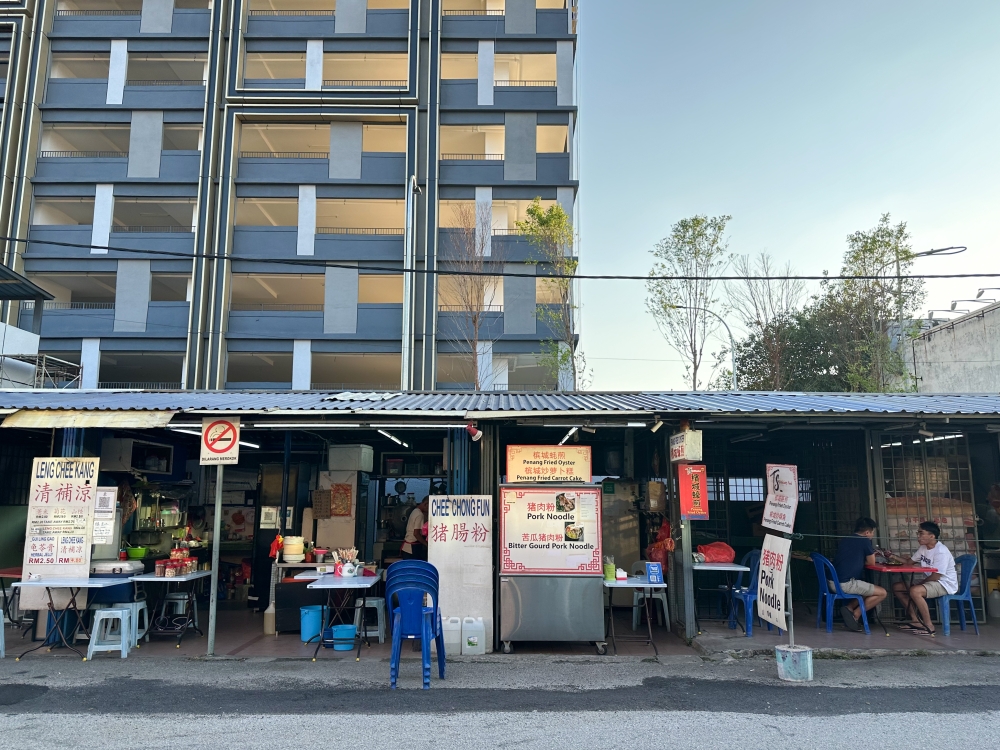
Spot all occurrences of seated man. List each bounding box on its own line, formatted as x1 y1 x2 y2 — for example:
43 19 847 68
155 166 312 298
831 517 887 631
891 521 958 636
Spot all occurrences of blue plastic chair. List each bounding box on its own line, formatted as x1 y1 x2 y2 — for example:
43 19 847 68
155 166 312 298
810 552 870 635
385 561 445 689
935 554 979 636
730 550 781 637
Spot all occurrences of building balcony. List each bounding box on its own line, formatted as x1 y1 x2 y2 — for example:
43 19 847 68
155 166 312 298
441 8 572 38
145 302 191 337
231 226 404 262
436 309 504 341
33 151 200 183
225 304 403 339
243 9 408 38
19 302 115 338
50 9 211 38
438 155 504 184
25 225 196 260
43 78 207 109
235 152 405 184
439 79 563 110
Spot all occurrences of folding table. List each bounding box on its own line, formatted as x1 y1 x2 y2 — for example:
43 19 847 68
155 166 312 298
131 569 212 646
603 576 665 655
692 561 751 634
306 574 380 661
11 577 124 661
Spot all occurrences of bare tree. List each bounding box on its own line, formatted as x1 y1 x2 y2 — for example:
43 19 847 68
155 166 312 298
516 198 588 390
440 201 505 389
646 215 731 390
727 252 804 390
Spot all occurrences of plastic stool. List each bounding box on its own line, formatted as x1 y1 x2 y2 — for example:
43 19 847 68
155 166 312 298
630 561 669 631
87 608 131 660
163 593 198 628
113 600 150 647
353 597 386 643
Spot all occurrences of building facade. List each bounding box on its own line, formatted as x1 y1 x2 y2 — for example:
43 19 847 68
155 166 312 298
912 302 1000 393
0 0 578 390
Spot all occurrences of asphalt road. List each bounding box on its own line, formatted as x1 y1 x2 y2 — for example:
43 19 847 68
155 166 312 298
2 654 1000 748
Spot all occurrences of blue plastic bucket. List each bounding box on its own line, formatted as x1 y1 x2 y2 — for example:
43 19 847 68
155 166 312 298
327 624 357 651
300 605 327 643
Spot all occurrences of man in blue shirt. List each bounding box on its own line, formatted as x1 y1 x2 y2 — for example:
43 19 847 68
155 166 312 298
831 517 887 631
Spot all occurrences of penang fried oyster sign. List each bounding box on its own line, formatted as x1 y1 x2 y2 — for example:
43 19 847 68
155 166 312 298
499 485 602 575
506 445 591 483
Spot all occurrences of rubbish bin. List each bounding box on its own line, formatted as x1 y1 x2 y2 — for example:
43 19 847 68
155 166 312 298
300 605 327 643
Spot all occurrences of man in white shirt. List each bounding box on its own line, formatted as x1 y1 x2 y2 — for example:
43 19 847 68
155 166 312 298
891 521 958 635
400 497 429 561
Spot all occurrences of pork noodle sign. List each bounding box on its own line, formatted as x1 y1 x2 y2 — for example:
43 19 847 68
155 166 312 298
428 495 493 650
757 533 792 631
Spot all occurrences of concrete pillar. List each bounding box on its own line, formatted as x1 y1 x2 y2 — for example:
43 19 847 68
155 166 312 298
107 40 127 105
557 341 574 391
475 186 492 257
127 111 163 178
491 354 509 390
505 0 535 34
335 0 367 33
477 41 494 106
140 0 174 33
476 341 493 390
292 340 312 389
81 338 101 388
91 184 114 252
296 185 316 256
329 121 362 179
557 41 574 107
324 264 358 334
503 263 535 335
305 40 324 90
504 112 536 181
113 259 151 332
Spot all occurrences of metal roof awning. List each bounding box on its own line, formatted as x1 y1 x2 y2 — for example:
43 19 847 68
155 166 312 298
1 409 178 429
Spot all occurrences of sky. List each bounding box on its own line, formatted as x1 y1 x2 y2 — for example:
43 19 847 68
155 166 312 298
575 1 1000 391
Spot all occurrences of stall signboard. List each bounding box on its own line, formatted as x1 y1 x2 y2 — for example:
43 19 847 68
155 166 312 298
499 485 602 575
678 464 709 520
506 445 591 483
669 430 703 463
21 457 99 608
428 495 494 651
761 463 799 533
200 417 241 465
757 533 792 630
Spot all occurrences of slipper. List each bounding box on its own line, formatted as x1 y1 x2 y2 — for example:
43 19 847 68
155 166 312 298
896 623 923 631
912 628 936 637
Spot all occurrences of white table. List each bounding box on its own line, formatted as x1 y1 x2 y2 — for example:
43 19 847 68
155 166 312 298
307 574 381 661
293 570 322 580
131 570 212 646
603 577 667 656
692 562 751 633
11 578 124 660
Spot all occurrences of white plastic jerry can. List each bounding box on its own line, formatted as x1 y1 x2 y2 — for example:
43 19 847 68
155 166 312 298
461 616 486 655
433 616 463 655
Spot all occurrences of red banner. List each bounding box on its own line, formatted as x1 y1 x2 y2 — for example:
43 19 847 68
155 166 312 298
679 464 709 520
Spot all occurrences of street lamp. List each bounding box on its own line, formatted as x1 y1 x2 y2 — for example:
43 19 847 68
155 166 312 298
952 299 995 310
669 305 737 390
927 309 968 319
977 288 1000 299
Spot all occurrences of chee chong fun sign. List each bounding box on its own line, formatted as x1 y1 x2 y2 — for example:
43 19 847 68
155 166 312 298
506 445 591 483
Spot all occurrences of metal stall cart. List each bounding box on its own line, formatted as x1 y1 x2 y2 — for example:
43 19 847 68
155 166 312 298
498 484 606 654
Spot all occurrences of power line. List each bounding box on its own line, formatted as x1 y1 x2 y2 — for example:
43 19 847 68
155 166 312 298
5 234 997 282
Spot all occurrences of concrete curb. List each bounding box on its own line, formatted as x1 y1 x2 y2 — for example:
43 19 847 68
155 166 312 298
692 639 1000 660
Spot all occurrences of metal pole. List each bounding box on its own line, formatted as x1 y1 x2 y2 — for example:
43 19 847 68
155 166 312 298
784 532 795 648
207 463 224 656
279 431 291 536
681 519 696 639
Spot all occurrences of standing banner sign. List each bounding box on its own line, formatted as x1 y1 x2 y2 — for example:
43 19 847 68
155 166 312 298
20 457 99 609
678 464 709 520
757 533 792 630
761 463 799 533
428 495 494 651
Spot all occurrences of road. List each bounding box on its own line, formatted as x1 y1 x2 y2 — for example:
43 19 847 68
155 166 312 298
2 653 999 748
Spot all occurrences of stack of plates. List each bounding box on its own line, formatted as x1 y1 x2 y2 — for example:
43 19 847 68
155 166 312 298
283 553 305 563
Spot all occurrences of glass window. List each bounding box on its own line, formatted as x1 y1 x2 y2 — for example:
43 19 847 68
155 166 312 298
162 124 202 151
441 54 477 80
49 52 110 79
31 197 95 225
358 274 403 303
234 198 298 226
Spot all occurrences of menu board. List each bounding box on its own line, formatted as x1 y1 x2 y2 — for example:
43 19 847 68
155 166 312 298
499 485 602 575
506 445 591 483
20 457 99 608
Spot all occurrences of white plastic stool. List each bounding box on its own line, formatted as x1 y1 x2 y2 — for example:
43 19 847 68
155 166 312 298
353 597 386 643
113 600 150 647
630 561 669 631
163 593 198 628
87 608 131 660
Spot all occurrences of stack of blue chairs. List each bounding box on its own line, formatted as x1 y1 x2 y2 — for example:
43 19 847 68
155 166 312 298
385 560 446 690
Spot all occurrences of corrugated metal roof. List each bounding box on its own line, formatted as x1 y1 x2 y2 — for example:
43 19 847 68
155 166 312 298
0 389 998 417
0 265 54 301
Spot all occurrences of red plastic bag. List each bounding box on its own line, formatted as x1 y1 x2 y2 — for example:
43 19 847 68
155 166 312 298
646 542 671 570
655 520 671 543
697 541 735 564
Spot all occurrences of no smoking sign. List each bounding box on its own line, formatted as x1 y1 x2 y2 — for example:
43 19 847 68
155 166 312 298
200 417 241 465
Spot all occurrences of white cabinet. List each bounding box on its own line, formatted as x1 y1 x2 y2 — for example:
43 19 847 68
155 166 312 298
100 438 174 474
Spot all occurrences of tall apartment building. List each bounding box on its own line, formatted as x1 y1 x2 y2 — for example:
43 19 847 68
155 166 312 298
0 0 578 390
